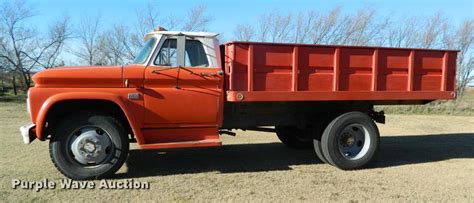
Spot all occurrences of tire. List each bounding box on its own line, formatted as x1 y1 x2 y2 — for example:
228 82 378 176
314 139 329 164
313 119 330 164
275 126 312 150
321 111 379 170
49 111 129 180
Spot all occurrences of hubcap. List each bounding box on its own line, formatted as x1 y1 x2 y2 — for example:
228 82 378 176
337 124 370 160
69 127 113 165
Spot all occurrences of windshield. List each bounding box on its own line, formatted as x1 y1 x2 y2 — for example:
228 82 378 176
132 38 156 64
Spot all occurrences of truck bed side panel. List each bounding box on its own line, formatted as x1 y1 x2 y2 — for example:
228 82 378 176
223 42 457 102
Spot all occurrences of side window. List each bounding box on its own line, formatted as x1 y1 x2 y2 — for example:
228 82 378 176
185 40 209 67
155 39 178 66
154 39 209 67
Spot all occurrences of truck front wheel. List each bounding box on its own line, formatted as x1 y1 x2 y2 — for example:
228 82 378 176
275 126 313 149
321 112 379 170
49 111 129 180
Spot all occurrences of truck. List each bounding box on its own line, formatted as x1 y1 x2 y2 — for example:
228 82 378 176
20 28 458 180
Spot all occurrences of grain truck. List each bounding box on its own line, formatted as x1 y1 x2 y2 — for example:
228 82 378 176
20 28 457 179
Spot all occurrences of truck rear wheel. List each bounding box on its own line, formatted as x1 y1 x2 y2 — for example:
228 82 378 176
313 139 328 163
311 118 332 164
275 126 312 150
49 111 129 180
321 112 379 170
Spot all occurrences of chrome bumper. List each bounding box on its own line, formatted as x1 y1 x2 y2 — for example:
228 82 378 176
19 123 36 144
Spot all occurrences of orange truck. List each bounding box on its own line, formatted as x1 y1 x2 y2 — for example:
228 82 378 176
20 29 457 180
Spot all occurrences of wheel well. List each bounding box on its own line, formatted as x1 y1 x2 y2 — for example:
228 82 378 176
44 100 134 142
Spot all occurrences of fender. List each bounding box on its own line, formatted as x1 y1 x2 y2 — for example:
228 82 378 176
35 91 144 144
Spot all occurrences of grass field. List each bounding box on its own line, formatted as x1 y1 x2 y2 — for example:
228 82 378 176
1 100 473 201
375 90 474 116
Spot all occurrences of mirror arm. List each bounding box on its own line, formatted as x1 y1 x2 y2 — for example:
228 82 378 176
175 66 182 89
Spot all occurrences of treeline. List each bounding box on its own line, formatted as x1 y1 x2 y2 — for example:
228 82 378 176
0 0 473 97
0 0 211 94
233 7 474 96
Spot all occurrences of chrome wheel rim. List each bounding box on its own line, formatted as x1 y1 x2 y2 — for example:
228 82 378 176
337 124 370 160
69 126 114 165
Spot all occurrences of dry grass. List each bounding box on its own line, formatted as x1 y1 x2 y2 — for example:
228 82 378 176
375 90 474 116
1 101 473 201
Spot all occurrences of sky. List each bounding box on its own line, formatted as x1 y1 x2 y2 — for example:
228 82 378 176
30 0 474 39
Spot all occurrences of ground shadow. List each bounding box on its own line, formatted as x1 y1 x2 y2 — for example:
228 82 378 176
114 133 474 179
370 132 474 168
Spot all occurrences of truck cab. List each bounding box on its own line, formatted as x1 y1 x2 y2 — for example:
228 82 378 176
128 30 225 148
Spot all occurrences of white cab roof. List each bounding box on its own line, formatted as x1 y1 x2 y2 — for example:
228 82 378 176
145 31 219 41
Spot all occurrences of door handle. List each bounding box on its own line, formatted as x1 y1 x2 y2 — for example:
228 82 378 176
199 72 215 77
200 70 224 77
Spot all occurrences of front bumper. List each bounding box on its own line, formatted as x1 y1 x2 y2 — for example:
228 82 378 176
19 123 36 144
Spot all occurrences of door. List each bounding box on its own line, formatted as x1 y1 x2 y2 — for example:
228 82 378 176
143 36 223 129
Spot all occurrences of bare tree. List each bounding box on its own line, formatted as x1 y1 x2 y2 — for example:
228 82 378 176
129 3 211 61
230 6 473 95
182 5 211 32
100 25 135 65
233 24 255 41
0 56 7 94
315 7 382 46
0 0 70 92
419 13 446 48
294 11 315 43
0 0 34 93
257 12 272 42
309 6 342 44
253 12 293 43
453 20 474 96
74 14 102 65
36 15 71 69
386 17 420 48
343 8 381 45
269 12 293 43
132 1 162 49
113 25 136 62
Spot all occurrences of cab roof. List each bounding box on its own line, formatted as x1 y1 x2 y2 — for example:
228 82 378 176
144 31 219 41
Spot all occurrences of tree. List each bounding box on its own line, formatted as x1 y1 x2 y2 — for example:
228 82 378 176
0 0 70 92
233 24 255 41
74 14 103 65
131 1 163 49
419 13 445 48
130 2 210 51
96 24 138 65
294 11 315 43
181 5 211 32
230 6 473 94
0 56 7 95
309 6 343 44
40 15 72 69
386 17 420 48
452 20 474 96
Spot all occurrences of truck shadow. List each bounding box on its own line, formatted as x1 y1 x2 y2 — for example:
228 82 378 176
114 133 474 179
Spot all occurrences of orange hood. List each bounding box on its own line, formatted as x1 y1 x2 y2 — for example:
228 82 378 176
32 66 123 88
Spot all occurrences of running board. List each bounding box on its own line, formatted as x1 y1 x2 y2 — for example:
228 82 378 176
139 139 222 150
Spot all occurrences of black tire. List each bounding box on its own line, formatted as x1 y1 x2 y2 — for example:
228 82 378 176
275 126 312 150
314 139 329 164
313 119 330 164
321 111 379 170
49 111 129 180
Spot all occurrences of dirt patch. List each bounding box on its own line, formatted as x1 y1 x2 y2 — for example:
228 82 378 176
1 102 473 201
